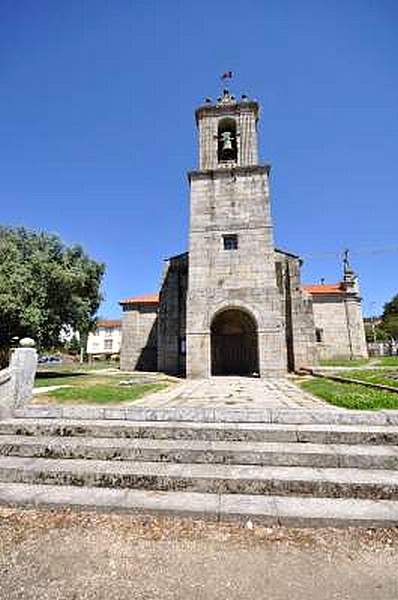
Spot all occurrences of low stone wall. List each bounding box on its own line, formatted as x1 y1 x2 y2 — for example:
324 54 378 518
0 367 14 409
0 339 38 417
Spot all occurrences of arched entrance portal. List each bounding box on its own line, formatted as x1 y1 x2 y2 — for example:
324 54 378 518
211 309 259 376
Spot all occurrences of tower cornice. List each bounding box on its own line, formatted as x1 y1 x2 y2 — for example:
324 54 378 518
195 100 259 125
187 164 270 182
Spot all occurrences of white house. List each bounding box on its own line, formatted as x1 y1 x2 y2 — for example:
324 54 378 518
86 320 122 358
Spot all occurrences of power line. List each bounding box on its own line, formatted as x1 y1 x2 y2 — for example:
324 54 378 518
302 245 398 260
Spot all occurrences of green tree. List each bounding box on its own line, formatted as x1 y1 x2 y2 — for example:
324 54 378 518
0 226 105 365
382 294 398 340
364 321 389 343
64 333 82 356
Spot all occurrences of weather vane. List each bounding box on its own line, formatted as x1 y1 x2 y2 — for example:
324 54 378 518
220 70 233 91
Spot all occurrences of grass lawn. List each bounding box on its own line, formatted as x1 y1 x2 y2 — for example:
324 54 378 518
299 377 398 410
374 356 398 366
40 383 168 405
36 362 116 383
339 369 398 389
319 358 370 367
34 365 171 404
319 356 398 368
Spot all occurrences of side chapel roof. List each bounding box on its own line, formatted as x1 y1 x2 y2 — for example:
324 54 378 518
302 283 346 295
119 293 160 306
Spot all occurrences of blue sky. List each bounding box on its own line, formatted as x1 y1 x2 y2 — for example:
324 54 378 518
1 0 397 318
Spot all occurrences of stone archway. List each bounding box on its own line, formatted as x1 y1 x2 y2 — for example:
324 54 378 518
210 309 259 376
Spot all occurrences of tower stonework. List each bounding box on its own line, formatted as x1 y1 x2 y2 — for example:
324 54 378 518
186 90 287 378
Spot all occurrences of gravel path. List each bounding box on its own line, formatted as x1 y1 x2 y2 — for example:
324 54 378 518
0 508 397 599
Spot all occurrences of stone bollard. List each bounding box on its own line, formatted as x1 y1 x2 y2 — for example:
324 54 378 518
10 338 38 407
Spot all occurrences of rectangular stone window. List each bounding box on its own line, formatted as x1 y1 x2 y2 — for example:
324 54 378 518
223 234 238 250
315 328 324 343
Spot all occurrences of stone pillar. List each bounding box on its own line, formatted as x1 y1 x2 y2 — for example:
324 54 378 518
258 328 287 378
186 333 211 378
10 338 38 407
344 297 369 359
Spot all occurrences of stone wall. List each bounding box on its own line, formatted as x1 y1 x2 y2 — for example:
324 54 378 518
120 305 158 371
157 253 188 375
311 295 368 359
275 251 318 369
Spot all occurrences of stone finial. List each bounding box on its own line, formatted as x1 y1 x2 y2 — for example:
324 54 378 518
217 89 236 106
19 338 36 348
343 249 355 281
342 250 360 294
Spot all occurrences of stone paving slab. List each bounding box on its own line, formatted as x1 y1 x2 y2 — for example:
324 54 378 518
1 482 397 528
132 377 327 409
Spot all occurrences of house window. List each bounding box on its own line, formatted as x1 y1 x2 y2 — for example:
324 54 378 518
223 234 238 250
104 339 113 350
315 328 324 343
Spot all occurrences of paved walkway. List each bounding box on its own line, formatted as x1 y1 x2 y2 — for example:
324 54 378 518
134 377 330 409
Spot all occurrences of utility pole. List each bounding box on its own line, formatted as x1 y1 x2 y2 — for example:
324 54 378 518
370 301 377 344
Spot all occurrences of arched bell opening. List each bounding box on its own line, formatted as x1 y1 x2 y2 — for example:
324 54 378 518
210 308 259 376
217 117 238 163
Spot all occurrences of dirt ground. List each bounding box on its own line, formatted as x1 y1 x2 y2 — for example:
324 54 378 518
0 508 397 599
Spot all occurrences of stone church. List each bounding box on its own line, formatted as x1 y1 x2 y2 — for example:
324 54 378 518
120 89 368 377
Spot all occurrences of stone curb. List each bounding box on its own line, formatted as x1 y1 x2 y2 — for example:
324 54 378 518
306 369 398 395
3 405 398 426
0 483 397 528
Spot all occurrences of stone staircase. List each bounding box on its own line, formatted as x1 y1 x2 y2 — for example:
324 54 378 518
0 416 398 527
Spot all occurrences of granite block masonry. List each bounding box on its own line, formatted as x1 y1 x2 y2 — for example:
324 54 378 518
120 88 368 377
0 339 38 414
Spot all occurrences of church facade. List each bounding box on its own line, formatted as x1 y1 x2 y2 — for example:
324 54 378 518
120 90 368 377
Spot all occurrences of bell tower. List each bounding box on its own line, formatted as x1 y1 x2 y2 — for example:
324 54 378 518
197 89 259 170
186 89 287 378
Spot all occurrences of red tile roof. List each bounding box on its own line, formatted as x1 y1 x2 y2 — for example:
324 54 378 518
119 293 159 306
96 319 121 328
303 283 345 295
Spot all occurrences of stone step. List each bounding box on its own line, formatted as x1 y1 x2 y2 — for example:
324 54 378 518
1 435 397 469
0 482 397 528
1 456 398 499
7 405 398 426
1 419 398 445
